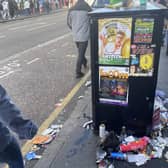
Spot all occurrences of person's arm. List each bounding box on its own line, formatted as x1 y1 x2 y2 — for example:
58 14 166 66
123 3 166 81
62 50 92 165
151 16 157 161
67 10 72 30
0 85 38 139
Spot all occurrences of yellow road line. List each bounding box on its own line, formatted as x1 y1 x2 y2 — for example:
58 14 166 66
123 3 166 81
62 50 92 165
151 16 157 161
22 70 90 155
4 70 90 168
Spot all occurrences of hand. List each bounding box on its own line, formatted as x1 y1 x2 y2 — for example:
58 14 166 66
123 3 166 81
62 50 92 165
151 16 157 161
18 120 38 139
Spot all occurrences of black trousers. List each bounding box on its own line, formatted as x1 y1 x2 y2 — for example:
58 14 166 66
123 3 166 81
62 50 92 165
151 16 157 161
0 137 24 168
75 41 88 74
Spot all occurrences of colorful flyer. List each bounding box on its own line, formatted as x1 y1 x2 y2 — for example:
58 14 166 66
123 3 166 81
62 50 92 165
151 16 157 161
99 66 129 106
134 18 154 43
98 18 132 65
130 44 155 76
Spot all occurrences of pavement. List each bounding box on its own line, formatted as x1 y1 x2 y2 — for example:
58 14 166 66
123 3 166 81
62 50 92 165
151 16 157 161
0 8 67 23
23 46 168 168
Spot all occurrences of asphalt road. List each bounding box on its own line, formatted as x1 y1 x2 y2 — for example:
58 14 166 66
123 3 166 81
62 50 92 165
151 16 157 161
0 11 89 128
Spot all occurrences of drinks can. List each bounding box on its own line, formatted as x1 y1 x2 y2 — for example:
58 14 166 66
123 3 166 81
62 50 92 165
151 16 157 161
99 124 106 139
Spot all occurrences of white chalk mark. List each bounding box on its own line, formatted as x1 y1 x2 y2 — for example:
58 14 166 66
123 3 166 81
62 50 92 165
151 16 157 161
27 58 40 64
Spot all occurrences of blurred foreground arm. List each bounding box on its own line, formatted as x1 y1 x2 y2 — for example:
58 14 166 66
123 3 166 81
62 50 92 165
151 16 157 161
0 85 38 139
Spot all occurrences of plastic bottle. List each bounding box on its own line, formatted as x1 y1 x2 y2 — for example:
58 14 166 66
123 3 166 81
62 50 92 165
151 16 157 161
119 126 127 142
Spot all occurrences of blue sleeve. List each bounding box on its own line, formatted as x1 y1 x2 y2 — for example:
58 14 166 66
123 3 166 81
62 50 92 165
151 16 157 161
0 85 38 139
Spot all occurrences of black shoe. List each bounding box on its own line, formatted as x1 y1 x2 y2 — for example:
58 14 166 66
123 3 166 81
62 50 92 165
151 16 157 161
76 72 84 78
83 60 88 69
83 63 88 69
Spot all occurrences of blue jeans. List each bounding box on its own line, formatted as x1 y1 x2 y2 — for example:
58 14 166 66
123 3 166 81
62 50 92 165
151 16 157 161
0 137 24 168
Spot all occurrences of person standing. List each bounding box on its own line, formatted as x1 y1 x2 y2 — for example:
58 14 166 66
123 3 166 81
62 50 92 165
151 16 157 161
67 0 92 78
45 0 50 13
55 0 59 9
0 1 3 19
30 0 34 15
2 0 9 20
0 85 38 168
24 0 30 15
8 0 15 19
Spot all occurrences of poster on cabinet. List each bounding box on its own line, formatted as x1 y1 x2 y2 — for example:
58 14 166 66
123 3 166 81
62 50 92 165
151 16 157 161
98 18 132 65
99 66 129 106
130 44 155 76
133 18 154 44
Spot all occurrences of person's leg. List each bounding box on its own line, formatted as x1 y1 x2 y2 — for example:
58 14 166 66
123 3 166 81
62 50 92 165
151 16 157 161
75 42 83 77
0 137 24 168
82 41 88 68
166 26 168 56
75 41 88 77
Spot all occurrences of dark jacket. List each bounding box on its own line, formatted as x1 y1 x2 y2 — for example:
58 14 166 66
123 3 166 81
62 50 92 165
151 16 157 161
0 3 3 11
0 85 38 152
67 0 92 42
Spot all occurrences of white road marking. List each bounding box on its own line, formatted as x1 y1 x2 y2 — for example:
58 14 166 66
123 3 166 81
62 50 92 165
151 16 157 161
0 71 14 79
9 22 47 31
0 33 71 64
9 25 30 30
26 22 57 31
27 58 40 64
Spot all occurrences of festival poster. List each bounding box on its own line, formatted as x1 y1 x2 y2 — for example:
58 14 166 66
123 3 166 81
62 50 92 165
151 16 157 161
130 44 155 76
134 18 154 43
98 18 132 65
99 66 129 106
